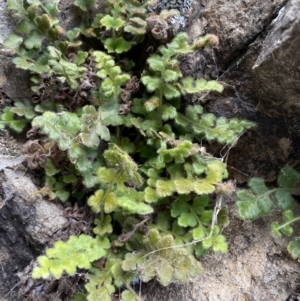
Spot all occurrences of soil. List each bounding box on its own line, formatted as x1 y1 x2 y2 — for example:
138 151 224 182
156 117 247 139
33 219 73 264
141 201 300 301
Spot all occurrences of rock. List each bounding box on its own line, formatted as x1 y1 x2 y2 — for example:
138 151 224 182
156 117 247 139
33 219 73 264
0 53 32 101
182 0 300 183
0 137 67 300
2 169 68 244
252 0 300 111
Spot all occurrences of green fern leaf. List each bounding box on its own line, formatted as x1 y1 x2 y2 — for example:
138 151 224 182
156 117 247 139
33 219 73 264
49 263 64 279
24 30 45 49
93 216 113 235
10 100 36 119
206 160 226 182
36 14 51 32
116 196 153 214
101 15 124 30
236 190 261 219
74 51 88 65
180 77 223 94
192 196 209 213
123 25 144 37
171 198 189 217
185 105 203 120
104 144 143 187
192 224 206 240
288 237 300 260
274 190 295 211
163 83 181 99
202 80 223 93
141 76 161 92
162 105 177 121
144 97 159 112
271 221 281 237
7 0 25 13
257 194 274 215
55 189 70 202
283 209 294 222
100 101 124 126
193 181 215 195
147 55 165 72
45 158 60 176
32 256 52 279
122 253 144 271
145 187 159 203
104 192 118 213
4 34 23 50
104 37 132 53
44 0 60 16
164 69 181 82
1 107 27 132
178 212 197 227
97 167 118 184
248 177 269 195
174 179 193 194
281 224 293 236
277 166 300 188
32 235 109 279
63 174 78 184
121 290 137 301
27 3 40 20
12 56 34 69
156 258 174 286
156 180 176 197
79 132 100 148
74 0 96 11
212 235 228 253
88 189 104 213
217 208 230 227
157 211 172 230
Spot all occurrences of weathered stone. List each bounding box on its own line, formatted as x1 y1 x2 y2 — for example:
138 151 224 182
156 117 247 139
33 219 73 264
188 0 288 68
252 0 300 111
0 166 67 300
181 0 300 183
0 54 32 101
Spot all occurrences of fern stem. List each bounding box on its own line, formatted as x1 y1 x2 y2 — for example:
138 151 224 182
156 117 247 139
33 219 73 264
256 187 292 202
277 217 300 230
124 279 139 299
99 169 123 223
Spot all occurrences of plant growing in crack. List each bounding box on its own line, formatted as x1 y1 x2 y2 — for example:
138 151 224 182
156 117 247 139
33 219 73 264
237 166 300 260
2 0 255 300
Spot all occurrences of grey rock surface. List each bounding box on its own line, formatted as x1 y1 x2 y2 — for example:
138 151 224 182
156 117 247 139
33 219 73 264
3 169 68 244
182 0 300 183
252 0 300 111
0 0 15 44
0 168 68 300
0 132 67 301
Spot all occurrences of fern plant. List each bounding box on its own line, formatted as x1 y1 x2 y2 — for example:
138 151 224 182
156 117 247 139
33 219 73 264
2 0 255 300
237 166 300 260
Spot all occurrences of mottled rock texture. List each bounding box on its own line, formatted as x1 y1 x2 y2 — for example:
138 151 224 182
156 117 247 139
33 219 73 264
253 0 300 110
0 152 67 300
1 0 300 300
142 203 300 301
182 0 300 183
